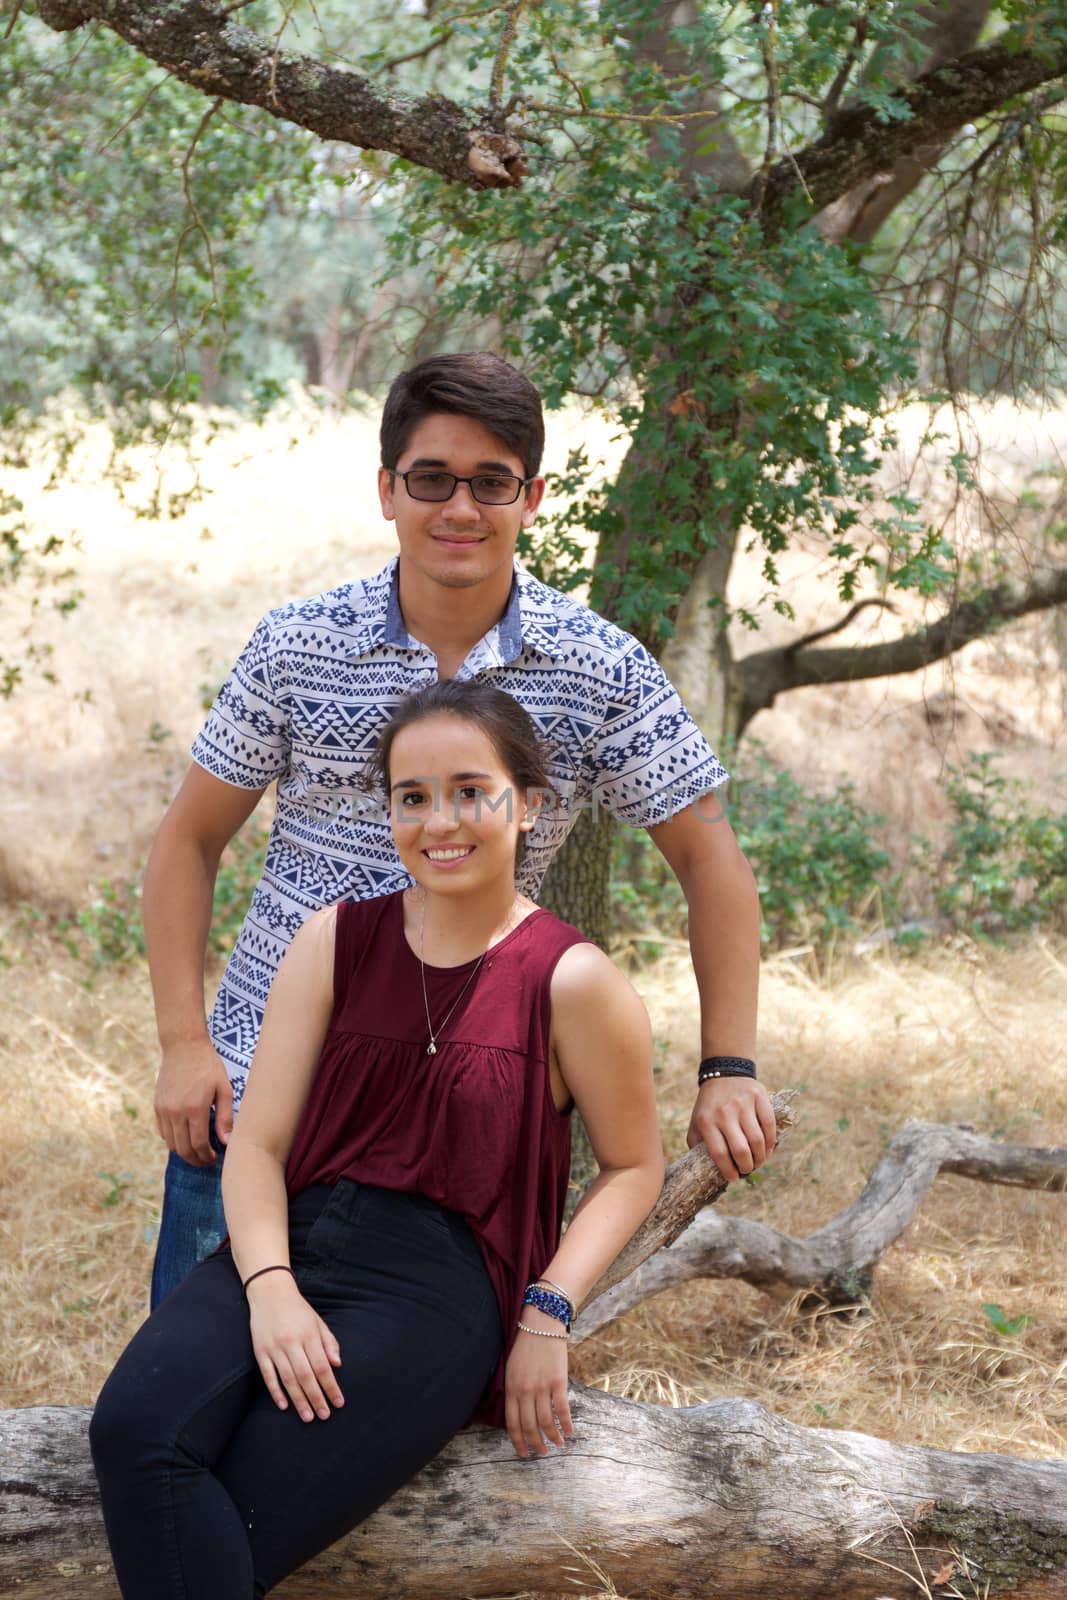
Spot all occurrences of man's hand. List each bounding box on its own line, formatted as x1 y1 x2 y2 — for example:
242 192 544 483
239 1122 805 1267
154 1037 234 1166
686 1076 776 1182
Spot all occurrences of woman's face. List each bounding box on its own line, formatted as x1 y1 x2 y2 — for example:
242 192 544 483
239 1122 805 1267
388 713 534 896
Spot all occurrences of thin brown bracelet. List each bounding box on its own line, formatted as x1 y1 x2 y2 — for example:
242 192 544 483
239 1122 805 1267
516 1320 569 1340
242 1264 295 1294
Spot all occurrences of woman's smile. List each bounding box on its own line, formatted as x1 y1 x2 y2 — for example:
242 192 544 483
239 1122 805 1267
389 713 531 897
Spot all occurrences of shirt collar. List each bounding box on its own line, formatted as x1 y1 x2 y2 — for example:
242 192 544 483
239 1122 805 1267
345 558 561 663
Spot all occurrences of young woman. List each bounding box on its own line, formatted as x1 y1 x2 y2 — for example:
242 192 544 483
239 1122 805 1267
90 680 665 1599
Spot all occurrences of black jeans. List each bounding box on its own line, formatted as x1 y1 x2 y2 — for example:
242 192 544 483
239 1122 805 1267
91 1182 503 1599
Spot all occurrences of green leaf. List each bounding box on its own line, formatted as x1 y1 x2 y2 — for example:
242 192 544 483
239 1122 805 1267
982 1302 1034 1337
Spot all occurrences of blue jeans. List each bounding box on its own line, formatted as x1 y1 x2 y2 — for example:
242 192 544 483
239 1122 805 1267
150 1110 228 1310
93 1181 503 1599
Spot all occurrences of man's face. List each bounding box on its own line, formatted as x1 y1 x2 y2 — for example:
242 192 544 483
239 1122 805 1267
378 413 544 593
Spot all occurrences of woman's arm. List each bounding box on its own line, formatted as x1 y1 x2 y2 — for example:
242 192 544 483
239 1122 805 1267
504 944 665 1459
221 904 341 1423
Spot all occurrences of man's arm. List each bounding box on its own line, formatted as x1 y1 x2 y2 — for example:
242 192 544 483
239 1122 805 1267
143 764 266 1166
647 790 776 1182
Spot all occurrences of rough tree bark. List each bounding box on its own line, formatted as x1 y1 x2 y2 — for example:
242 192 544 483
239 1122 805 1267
755 37 1067 238
539 807 618 952
4 1109 1066 1598
35 0 527 190
539 806 631 1203
3 1395 1067 1600
816 0 992 242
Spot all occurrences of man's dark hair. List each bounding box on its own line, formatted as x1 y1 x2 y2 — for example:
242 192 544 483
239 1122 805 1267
380 352 545 479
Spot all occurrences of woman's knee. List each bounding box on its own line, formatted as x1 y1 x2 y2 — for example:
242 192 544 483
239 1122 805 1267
89 1370 163 1475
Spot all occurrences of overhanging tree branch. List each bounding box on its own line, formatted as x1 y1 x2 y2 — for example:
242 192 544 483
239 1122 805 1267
816 0 992 244
758 38 1067 233
35 0 527 189
735 564 1067 730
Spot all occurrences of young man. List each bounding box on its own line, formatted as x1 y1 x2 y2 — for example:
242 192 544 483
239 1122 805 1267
145 352 774 1306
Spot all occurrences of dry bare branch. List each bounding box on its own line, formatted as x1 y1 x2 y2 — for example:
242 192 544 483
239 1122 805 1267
576 1119 1067 1338
581 1089 798 1309
735 564 1067 730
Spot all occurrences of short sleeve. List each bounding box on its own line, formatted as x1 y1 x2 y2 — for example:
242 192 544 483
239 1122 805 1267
590 641 727 827
191 612 290 790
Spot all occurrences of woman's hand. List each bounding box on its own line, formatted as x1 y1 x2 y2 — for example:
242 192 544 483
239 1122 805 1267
246 1274 344 1423
504 1310 574 1459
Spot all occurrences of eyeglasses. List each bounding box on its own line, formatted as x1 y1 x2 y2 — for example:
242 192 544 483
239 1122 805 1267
391 469 533 506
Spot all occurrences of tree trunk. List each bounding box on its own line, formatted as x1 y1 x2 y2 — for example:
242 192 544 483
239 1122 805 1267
658 542 742 744
538 806 616 949
539 806 618 1204
320 302 358 403
4 1396 1066 1599
197 342 222 407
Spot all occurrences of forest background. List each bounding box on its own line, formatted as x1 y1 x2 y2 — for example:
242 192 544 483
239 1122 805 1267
1 1 1067 1594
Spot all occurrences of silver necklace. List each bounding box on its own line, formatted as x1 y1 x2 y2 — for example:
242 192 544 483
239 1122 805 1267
417 893 518 1056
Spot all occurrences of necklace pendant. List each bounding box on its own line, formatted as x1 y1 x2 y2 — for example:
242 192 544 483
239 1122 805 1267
427 1041 437 1056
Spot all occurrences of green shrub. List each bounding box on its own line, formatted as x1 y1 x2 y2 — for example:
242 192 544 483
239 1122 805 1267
609 749 1066 958
62 819 270 975
935 753 1067 934
609 750 894 955
610 828 688 951
729 748 895 950
61 877 147 974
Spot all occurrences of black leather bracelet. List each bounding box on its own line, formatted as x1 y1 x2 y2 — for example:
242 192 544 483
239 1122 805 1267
698 1055 757 1084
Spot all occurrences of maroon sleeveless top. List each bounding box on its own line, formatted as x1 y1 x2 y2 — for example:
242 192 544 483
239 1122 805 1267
284 892 590 1427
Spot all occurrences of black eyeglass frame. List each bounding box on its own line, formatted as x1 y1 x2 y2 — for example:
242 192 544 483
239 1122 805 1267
388 468 535 506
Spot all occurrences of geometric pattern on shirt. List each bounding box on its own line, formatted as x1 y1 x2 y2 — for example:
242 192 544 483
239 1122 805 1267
191 556 727 1101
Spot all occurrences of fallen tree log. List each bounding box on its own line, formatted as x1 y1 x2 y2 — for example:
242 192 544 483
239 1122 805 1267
3 1393 1066 1598
575 1119 1067 1339
4 1107 1066 1598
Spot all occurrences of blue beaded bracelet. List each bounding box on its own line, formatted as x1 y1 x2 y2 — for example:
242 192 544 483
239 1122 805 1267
522 1284 573 1331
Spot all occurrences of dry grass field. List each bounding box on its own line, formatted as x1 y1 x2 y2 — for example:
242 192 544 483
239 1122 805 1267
3 911 1066 1468
1 397 1066 1595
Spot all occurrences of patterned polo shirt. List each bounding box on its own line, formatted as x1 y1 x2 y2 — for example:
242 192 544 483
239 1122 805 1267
192 557 726 1100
